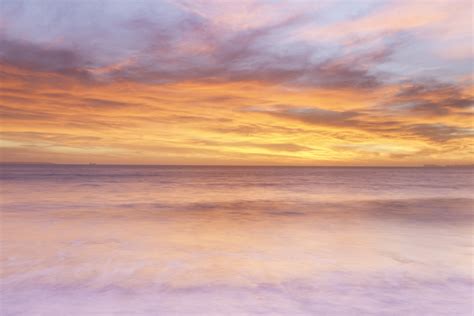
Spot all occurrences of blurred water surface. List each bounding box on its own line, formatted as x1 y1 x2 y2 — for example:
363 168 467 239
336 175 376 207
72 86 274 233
1 165 473 315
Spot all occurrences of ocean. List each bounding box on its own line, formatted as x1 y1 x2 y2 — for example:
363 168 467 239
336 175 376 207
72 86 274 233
1 165 473 315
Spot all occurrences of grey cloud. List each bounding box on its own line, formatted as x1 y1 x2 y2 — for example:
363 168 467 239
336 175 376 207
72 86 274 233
259 143 312 152
249 105 473 143
0 38 91 78
81 98 133 108
406 124 474 142
190 138 312 153
247 105 362 128
396 80 461 99
389 80 473 117
0 7 395 91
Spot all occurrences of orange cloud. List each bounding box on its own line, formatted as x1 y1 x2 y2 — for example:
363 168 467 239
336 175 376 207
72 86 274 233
0 0 472 165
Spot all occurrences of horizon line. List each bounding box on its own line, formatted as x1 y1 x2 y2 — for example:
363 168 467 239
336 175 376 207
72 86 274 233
1 162 473 168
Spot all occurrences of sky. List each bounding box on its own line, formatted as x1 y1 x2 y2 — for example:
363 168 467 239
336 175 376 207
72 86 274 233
0 0 473 166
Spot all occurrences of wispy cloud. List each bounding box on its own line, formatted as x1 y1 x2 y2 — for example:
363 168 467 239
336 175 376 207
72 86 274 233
0 0 472 165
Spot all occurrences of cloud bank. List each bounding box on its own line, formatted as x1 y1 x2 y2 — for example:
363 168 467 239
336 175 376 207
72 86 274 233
0 0 472 165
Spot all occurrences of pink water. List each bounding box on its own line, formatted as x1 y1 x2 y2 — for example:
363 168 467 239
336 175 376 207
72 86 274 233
1 165 473 315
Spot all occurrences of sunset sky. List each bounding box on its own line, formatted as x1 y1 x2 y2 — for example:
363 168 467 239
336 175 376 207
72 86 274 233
0 0 472 165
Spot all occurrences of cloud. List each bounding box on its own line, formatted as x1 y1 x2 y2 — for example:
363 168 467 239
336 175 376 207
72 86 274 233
0 105 53 121
80 98 135 109
0 38 91 79
253 106 361 128
0 1 394 90
0 0 473 165
387 80 473 117
248 104 474 144
0 131 102 146
244 105 399 134
190 138 312 153
406 124 474 143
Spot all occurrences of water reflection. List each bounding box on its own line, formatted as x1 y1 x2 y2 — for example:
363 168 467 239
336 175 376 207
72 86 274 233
1 166 473 315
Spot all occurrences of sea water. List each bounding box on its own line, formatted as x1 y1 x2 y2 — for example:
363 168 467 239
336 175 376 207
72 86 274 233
0 165 472 315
